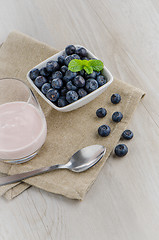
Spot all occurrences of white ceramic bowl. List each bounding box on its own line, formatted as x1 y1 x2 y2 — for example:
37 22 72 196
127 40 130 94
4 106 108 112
27 45 113 112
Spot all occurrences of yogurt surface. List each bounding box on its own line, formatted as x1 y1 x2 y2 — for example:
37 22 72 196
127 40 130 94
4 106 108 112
0 101 47 159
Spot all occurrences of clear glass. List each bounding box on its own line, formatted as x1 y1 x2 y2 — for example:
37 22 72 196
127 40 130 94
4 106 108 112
0 78 47 163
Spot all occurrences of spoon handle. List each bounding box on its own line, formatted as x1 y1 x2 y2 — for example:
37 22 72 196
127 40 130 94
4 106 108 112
0 164 66 186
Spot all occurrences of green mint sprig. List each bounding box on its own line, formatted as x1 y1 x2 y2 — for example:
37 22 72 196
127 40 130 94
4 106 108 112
68 59 104 74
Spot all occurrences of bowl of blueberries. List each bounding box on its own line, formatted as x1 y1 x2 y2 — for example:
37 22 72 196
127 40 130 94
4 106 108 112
27 45 113 112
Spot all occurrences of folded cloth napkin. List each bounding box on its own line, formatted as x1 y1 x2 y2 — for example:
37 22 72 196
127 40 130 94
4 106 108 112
0 31 145 200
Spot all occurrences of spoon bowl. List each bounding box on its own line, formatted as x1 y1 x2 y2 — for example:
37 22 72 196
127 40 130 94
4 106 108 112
67 145 106 172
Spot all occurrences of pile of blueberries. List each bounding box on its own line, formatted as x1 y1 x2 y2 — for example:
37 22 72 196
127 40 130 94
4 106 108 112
29 45 107 107
96 93 133 157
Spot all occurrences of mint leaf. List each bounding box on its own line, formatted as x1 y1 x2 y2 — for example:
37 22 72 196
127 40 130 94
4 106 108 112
89 60 104 72
81 60 89 66
68 58 104 74
84 65 93 74
68 59 83 72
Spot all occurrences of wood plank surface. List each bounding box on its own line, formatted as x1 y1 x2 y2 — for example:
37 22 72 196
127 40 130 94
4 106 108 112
0 0 159 239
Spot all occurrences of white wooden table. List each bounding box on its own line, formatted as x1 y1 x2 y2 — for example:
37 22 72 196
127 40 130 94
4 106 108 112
0 0 159 239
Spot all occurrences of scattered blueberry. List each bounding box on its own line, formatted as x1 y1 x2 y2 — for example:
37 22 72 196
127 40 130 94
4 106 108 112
115 144 128 157
58 55 65 65
96 75 107 86
41 83 51 95
57 97 68 107
66 81 77 91
73 75 85 88
112 112 123 122
85 79 98 92
85 71 97 79
65 45 76 55
46 89 60 102
76 47 88 57
39 67 50 77
111 93 121 104
34 76 47 88
98 125 111 137
66 90 78 103
71 54 80 60
122 130 133 140
60 65 68 74
51 78 63 89
96 108 107 118
63 70 77 82
52 71 63 79
78 88 87 98
29 68 40 80
64 55 73 66
46 60 59 72
61 87 68 96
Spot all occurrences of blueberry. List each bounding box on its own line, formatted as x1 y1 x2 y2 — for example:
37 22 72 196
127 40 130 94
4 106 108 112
71 54 80 60
51 78 63 89
52 71 63 79
81 57 89 60
48 75 53 84
65 45 76 55
79 69 85 76
63 70 77 82
115 144 128 157
98 125 111 137
29 68 40 80
58 55 65 65
76 47 88 57
60 65 68 74
66 81 77 91
73 75 85 88
46 89 60 102
112 112 123 122
111 93 121 104
66 90 78 103
122 130 133 140
39 67 50 77
61 87 68 96
78 88 87 98
85 78 98 92
34 76 47 88
97 75 107 86
41 83 51 95
64 55 73 66
96 108 107 118
57 97 68 107
96 71 101 76
85 71 97 79
46 60 59 72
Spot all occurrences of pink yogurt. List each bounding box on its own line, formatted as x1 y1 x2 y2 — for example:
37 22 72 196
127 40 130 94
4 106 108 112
0 101 47 160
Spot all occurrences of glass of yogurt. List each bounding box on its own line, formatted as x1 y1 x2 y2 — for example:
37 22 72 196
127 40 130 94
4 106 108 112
0 78 47 163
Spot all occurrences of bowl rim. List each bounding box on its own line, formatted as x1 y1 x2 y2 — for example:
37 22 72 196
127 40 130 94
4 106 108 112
27 45 113 111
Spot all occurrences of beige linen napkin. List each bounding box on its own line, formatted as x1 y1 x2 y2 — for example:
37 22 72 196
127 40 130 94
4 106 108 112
0 31 145 200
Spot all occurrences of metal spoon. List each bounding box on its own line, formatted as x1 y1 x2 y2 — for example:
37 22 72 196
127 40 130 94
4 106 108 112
0 145 106 186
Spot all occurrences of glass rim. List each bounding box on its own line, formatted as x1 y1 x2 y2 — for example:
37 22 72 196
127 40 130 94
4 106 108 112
0 77 34 104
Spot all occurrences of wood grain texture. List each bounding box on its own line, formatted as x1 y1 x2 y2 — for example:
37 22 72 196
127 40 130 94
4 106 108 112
0 0 159 239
